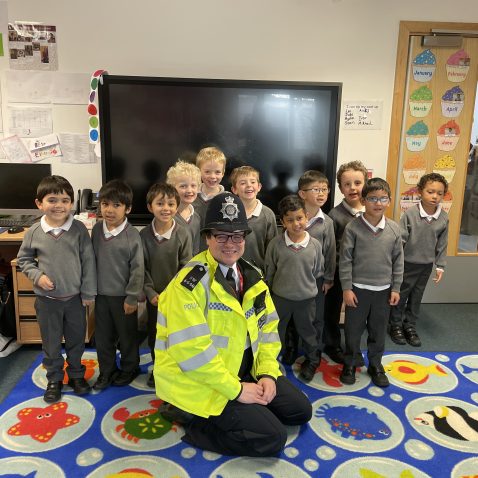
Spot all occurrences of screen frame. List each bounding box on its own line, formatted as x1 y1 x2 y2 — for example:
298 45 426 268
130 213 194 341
99 75 342 223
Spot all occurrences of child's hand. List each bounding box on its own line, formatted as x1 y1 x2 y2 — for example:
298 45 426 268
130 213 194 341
389 291 400 306
433 269 444 284
37 274 54 291
323 282 333 295
343 289 358 307
124 302 138 315
150 295 158 307
82 299 94 307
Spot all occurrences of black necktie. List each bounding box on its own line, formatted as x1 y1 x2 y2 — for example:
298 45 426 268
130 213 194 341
226 268 237 296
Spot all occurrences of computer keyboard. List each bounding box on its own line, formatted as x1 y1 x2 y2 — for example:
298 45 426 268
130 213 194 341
0 217 38 227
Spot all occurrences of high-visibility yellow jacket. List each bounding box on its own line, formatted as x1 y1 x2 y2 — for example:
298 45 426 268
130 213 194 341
154 250 281 418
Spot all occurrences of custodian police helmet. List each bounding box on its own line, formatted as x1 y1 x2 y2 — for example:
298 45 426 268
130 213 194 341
201 192 251 234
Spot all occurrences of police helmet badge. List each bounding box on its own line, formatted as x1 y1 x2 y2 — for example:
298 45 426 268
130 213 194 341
220 196 239 222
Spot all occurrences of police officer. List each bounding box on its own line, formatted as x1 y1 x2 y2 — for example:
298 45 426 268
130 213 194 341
154 192 312 456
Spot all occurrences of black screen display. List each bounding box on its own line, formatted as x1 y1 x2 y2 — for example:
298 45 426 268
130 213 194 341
99 76 341 223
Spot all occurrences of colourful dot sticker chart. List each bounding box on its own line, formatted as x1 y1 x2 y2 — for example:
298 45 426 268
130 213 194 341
88 69 107 143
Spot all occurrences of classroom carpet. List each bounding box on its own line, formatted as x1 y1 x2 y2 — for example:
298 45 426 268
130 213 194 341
1 350 478 477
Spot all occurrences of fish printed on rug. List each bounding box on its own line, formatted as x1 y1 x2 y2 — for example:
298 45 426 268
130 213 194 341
316 357 343 387
359 469 415 478
113 399 174 443
384 360 447 384
414 405 478 441
460 364 478 375
7 402 79 443
315 404 391 440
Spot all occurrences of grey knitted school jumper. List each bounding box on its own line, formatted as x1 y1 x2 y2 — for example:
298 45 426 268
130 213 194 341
306 213 336 282
340 216 404 292
17 219 96 300
328 201 358 263
140 222 192 302
91 221 144 306
174 211 201 255
400 204 449 269
264 233 323 301
244 204 278 270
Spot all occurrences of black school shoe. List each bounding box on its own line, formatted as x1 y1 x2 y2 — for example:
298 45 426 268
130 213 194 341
281 347 297 366
324 347 345 364
113 367 140 386
159 403 194 425
68 377 92 395
93 370 120 391
389 325 407 345
404 327 422 347
299 358 320 382
339 365 356 385
367 365 389 387
44 381 63 403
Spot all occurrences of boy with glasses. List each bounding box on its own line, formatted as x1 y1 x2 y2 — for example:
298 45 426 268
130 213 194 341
339 178 404 387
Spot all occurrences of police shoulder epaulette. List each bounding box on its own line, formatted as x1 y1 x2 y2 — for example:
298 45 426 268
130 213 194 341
181 264 207 291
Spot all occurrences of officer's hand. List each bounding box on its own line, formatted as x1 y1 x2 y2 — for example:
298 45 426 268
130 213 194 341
258 377 276 403
238 382 268 405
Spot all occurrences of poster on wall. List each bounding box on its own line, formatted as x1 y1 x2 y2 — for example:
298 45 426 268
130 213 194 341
7 22 58 70
343 101 383 130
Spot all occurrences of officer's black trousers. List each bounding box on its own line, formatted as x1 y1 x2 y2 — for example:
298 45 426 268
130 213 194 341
181 376 312 456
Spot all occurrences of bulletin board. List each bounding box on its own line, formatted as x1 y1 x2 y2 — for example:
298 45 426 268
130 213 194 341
387 21 478 256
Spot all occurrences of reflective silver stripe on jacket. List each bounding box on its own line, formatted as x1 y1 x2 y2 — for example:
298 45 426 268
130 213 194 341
157 310 167 328
244 335 251 350
211 335 229 348
178 344 218 372
155 338 166 350
168 323 211 347
260 332 280 344
251 338 258 354
262 311 279 325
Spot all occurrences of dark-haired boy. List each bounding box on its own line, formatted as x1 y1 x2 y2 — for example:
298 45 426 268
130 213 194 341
264 195 323 382
339 178 403 388
140 183 192 387
92 179 144 390
17 175 97 402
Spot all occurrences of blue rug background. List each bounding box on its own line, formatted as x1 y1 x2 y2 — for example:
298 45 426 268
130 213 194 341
1 350 478 477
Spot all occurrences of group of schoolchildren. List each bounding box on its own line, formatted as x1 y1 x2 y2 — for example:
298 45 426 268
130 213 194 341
17 145 449 403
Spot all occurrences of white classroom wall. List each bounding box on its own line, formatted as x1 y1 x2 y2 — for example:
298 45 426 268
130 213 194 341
1 0 477 301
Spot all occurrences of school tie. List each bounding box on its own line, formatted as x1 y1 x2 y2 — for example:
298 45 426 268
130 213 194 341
226 267 237 297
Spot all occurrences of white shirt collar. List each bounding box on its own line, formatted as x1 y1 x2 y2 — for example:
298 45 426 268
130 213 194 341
362 214 386 233
199 184 225 201
284 230 310 248
218 262 239 289
103 218 128 238
41 214 73 234
182 204 195 222
152 219 175 239
342 200 364 217
247 199 263 218
307 208 324 227
419 202 442 220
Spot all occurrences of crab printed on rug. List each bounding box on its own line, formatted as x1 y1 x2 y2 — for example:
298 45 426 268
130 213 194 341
101 395 183 451
310 396 404 453
85 455 189 478
0 396 94 453
383 354 458 394
406 396 478 453
292 356 370 393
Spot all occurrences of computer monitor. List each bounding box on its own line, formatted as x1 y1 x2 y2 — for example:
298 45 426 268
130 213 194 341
0 163 52 216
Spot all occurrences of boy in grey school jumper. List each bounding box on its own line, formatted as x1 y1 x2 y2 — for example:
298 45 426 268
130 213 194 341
140 183 192 387
264 195 323 382
297 171 336 359
389 173 449 347
17 175 96 403
339 178 404 388
91 180 144 390
325 161 367 365
230 166 277 271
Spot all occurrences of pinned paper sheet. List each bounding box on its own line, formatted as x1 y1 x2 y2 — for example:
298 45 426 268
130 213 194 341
0 135 32 163
27 133 62 162
59 133 96 164
343 101 383 130
8 106 53 137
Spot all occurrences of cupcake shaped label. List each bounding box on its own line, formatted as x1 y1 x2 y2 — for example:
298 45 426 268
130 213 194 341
436 120 460 152
441 190 453 213
400 186 421 214
441 86 465 117
412 49 436 82
446 49 470 82
402 155 427 185
405 120 429 152
433 154 456 183
409 86 433 117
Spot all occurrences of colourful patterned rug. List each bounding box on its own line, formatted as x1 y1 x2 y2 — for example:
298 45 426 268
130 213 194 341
1 350 478 477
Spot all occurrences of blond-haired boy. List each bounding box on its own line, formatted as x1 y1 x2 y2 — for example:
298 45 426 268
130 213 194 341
230 166 277 270
166 160 202 255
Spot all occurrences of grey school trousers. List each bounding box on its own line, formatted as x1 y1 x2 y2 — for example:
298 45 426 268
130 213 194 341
35 295 86 382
